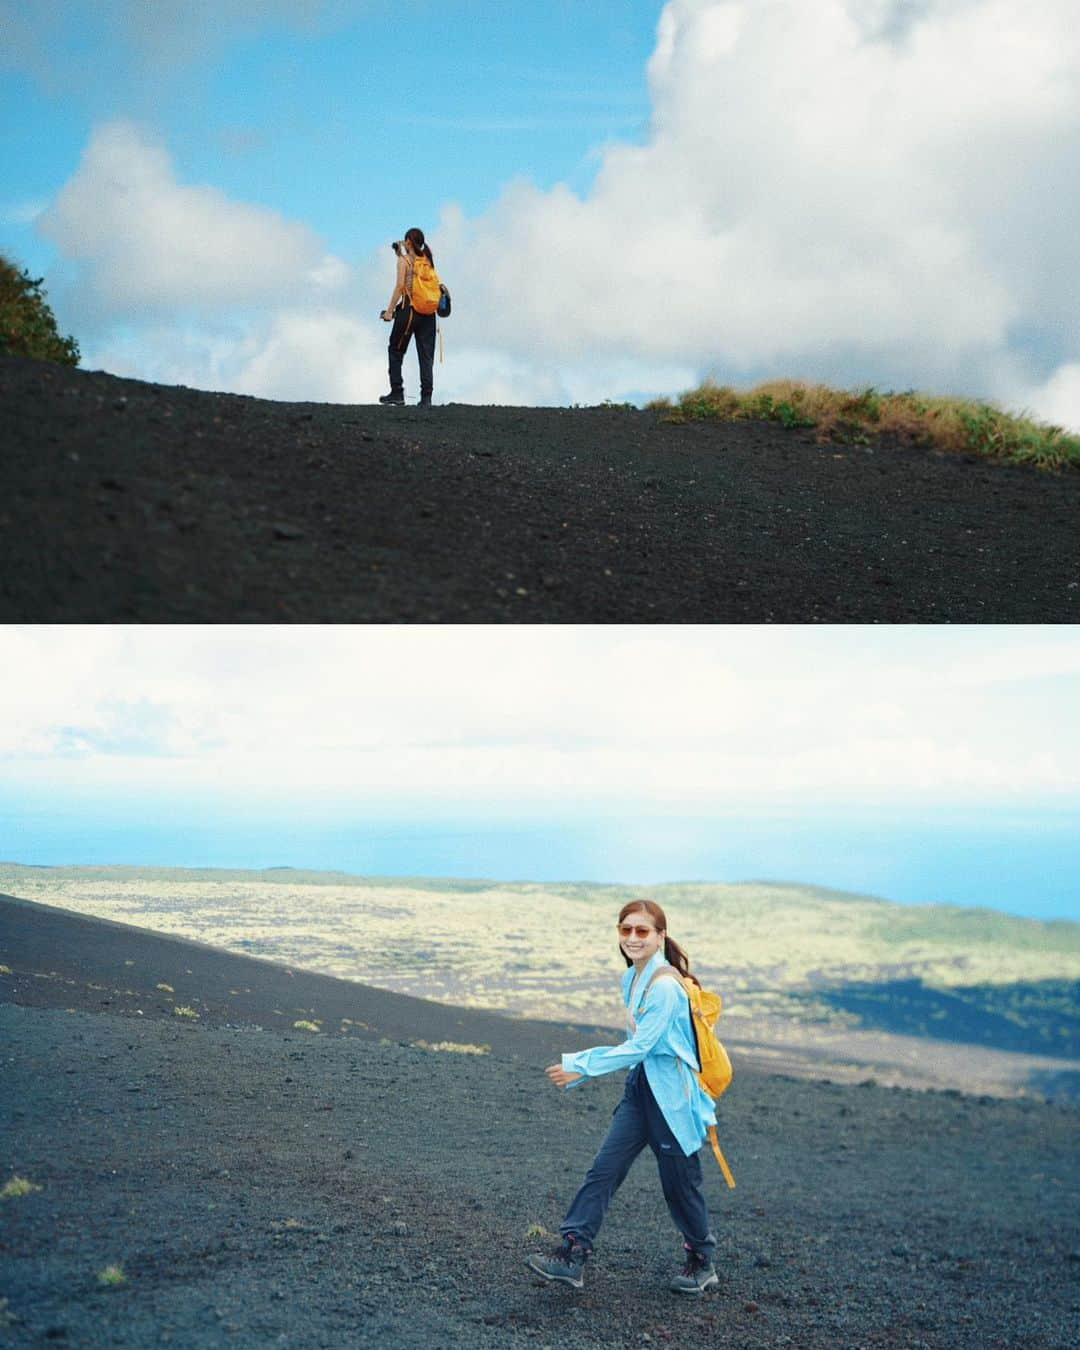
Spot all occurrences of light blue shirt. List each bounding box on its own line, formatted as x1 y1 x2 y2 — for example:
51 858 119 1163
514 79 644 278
561 947 717 1157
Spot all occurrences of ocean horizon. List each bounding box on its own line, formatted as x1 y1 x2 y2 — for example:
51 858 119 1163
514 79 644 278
3 800 1077 923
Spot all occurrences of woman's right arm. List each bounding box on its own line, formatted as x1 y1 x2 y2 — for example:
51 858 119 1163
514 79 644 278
382 255 408 319
558 977 681 1085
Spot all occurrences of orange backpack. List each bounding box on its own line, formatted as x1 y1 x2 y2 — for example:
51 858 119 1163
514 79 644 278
409 256 444 316
647 964 736 1188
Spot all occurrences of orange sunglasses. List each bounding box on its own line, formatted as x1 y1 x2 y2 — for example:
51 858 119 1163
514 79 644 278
617 923 656 939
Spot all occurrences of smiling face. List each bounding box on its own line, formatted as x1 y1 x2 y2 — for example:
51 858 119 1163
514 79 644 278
617 908 665 967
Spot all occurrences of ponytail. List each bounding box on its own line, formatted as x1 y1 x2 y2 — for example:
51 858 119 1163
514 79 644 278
663 934 701 988
405 226 434 266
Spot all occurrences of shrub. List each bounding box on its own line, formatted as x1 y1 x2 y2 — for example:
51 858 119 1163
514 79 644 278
0 256 80 365
654 378 1080 470
1 1175 42 1199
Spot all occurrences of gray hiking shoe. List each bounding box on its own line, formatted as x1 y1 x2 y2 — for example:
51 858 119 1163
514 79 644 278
670 1246 719 1295
525 1235 589 1289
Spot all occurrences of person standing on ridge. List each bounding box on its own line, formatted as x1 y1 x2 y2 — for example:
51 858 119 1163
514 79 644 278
526 900 723 1296
380 227 439 407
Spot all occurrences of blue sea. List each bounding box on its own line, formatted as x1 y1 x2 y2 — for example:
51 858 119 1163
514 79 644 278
3 792 1077 922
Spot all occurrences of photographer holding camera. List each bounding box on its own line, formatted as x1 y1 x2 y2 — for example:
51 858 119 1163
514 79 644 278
379 227 438 407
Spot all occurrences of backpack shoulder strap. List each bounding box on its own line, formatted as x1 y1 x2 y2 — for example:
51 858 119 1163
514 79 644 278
644 963 683 995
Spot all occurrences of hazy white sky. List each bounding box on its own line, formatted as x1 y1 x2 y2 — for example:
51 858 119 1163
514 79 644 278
4 625 1079 812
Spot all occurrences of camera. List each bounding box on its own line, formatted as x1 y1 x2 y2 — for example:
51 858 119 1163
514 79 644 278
391 240 403 256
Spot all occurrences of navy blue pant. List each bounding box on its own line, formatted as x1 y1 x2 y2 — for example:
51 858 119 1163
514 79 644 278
388 301 436 400
559 1064 715 1258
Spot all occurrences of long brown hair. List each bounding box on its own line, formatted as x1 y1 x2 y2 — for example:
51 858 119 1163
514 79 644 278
617 898 700 987
405 226 434 265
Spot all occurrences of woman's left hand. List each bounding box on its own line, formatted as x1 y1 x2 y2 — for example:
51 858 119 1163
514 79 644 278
545 1064 584 1089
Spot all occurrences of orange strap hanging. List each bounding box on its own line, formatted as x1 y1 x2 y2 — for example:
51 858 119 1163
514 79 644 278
709 1126 736 1189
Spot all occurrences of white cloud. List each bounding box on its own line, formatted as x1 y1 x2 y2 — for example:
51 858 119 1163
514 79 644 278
433 0 1080 406
39 121 350 320
1020 362 1080 434
2 627 1079 808
36 120 393 400
81 311 390 405
226 310 385 402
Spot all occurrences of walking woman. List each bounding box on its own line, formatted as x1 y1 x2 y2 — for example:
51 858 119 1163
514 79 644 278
380 227 437 407
526 900 720 1295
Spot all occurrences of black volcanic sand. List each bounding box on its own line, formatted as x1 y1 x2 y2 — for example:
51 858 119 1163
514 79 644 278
2 895 1078 1348
3 356 1078 622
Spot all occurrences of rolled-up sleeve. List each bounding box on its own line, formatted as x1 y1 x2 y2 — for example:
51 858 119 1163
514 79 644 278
561 977 681 1084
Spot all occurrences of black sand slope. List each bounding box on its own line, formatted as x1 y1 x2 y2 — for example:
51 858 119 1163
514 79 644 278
0 890 604 1060
2 894 1078 1348
3 355 1078 622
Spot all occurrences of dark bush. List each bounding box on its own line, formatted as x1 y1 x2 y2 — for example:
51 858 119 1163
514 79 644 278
0 256 80 365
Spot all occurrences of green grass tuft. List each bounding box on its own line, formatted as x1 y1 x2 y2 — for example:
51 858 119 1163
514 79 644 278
648 379 1080 470
413 1039 490 1055
97 1264 126 1287
1 1175 42 1199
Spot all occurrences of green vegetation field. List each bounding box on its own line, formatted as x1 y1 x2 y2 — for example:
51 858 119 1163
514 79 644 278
2 864 1076 1058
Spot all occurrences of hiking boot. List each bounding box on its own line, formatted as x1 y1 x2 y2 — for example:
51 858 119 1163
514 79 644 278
525 1235 589 1289
379 392 404 405
669 1246 719 1295
418 396 433 408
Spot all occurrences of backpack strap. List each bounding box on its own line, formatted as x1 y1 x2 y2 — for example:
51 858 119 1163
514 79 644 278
633 963 683 1017
643 963 682 995
708 1126 736 1188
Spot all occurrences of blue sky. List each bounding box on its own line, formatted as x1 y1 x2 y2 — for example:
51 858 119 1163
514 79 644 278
3 0 1080 416
3 1 656 262
2 625 1078 921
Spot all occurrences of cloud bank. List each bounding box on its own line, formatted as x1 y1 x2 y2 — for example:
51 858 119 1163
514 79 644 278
42 122 349 316
3 627 1079 810
32 0 1080 419
38 121 385 400
437 0 1080 416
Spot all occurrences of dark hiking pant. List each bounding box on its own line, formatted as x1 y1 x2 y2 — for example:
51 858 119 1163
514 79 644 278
559 1063 715 1258
388 300 436 400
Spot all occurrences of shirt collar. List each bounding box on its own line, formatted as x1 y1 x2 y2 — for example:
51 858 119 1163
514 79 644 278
624 946 669 1006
